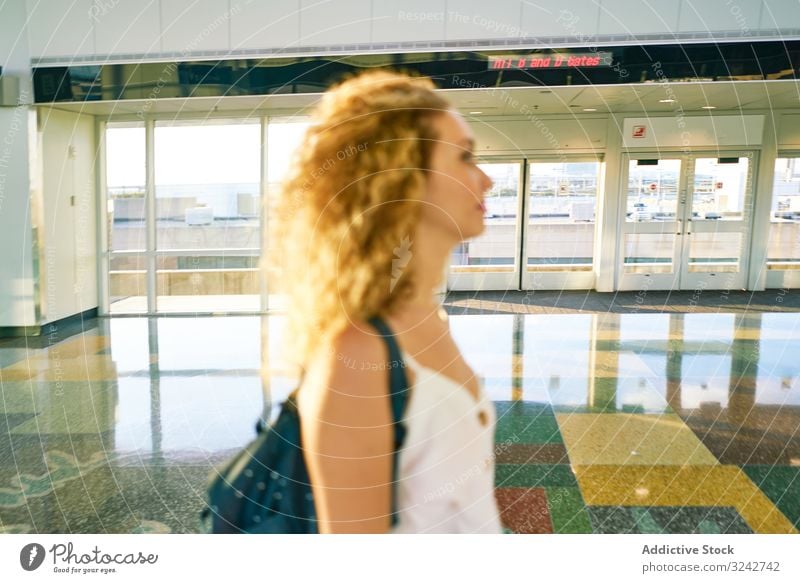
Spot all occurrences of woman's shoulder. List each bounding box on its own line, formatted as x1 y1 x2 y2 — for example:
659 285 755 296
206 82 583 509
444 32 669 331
330 318 390 372
300 319 391 407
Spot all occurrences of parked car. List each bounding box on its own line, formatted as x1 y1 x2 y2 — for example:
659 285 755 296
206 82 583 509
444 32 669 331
775 210 800 221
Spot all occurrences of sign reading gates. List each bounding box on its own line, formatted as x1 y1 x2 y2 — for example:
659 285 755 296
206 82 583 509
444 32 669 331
20 541 158 575
488 52 613 70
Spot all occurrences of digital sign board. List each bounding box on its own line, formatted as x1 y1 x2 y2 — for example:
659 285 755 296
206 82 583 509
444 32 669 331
488 52 614 70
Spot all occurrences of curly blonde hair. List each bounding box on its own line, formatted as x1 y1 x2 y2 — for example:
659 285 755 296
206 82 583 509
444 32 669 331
265 69 451 375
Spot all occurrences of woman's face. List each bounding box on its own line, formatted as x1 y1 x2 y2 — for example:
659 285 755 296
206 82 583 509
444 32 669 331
420 109 493 244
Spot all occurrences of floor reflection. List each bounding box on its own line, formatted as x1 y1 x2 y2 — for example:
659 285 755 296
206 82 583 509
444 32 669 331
0 312 798 533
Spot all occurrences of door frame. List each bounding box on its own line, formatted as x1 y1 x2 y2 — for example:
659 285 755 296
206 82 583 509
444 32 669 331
678 151 756 291
616 150 758 292
617 153 686 291
522 156 604 291
764 150 800 290
447 155 606 292
448 157 525 291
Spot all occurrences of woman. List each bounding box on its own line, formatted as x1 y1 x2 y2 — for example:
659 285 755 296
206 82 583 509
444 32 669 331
267 69 500 533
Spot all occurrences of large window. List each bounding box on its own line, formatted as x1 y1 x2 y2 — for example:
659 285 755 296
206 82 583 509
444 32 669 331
450 162 520 272
154 121 261 313
104 118 321 314
105 120 262 314
768 156 800 268
527 161 601 271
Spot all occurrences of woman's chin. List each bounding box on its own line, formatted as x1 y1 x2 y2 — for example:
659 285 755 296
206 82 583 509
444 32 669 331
450 218 485 244
467 219 486 239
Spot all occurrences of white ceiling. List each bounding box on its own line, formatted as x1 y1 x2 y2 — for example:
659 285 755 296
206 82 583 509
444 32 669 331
44 80 800 118
447 80 800 115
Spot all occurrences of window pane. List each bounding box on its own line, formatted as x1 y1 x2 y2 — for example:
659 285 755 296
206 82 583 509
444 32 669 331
687 232 743 272
264 120 312 308
154 121 261 312
624 233 674 274
691 157 750 221
154 121 261 252
626 159 680 222
109 253 147 314
527 161 600 271
768 157 800 266
450 163 519 272
155 253 260 313
106 125 145 252
267 121 310 185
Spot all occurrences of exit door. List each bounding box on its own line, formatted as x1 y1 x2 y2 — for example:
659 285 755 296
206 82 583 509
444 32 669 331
618 153 756 291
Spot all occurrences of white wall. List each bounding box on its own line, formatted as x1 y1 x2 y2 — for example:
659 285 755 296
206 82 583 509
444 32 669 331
621 115 765 148
1 0 100 330
777 113 800 147
38 108 98 324
471 117 608 154
466 110 799 152
0 0 37 327
26 0 800 63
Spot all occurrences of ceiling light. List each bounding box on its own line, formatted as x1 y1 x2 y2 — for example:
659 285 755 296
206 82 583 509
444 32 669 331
583 108 597 112
701 105 716 109
469 111 483 115
659 99 675 103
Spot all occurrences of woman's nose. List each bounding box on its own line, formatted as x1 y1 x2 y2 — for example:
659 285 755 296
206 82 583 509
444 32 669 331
481 169 493 192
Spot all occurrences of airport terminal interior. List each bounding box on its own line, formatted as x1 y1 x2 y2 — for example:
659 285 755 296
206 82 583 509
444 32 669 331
1 0 799 534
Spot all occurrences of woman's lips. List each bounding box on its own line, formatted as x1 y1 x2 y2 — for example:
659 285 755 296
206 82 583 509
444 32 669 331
477 202 486 212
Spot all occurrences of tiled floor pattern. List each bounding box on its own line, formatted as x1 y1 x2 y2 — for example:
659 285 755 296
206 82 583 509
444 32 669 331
1 312 798 533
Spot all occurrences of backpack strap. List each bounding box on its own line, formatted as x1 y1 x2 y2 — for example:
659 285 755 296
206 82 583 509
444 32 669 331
366 315 411 528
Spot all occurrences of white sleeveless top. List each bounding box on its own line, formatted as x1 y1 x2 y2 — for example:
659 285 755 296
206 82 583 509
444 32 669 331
389 351 503 534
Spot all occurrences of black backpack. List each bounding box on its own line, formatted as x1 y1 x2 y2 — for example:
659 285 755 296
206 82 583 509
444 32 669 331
200 316 410 533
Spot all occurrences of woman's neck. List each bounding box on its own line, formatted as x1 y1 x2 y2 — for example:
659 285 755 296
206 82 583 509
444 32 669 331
405 224 453 304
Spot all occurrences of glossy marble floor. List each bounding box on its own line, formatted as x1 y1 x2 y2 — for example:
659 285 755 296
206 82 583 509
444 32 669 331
1 311 798 534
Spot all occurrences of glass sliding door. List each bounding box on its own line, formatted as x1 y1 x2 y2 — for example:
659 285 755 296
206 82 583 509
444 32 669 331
679 154 754 290
446 158 602 292
154 120 261 313
618 153 755 291
448 161 522 291
766 155 800 288
619 156 683 290
523 160 601 290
